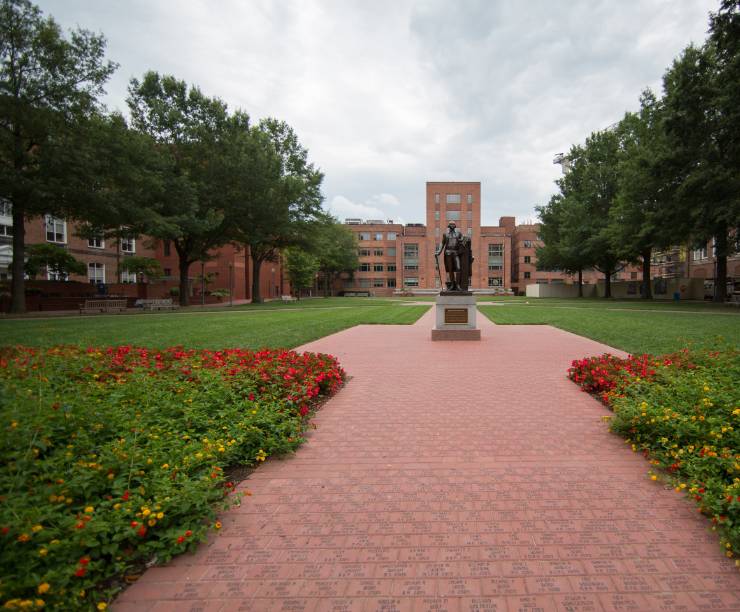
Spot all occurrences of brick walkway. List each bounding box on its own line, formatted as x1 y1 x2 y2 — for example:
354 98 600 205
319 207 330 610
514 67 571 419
115 308 740 611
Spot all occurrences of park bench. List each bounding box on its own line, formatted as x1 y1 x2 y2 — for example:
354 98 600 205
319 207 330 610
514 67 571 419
344 291 370 297
79 299 128 314
281 295 297 303
138 298 179 311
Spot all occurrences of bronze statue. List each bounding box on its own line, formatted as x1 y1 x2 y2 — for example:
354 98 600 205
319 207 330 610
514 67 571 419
435 222 473 291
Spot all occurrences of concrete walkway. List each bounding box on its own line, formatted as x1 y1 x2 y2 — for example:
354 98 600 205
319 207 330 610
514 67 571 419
115 309 740 611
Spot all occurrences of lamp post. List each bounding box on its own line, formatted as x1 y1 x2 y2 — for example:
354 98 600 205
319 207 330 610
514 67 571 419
200 261 205 307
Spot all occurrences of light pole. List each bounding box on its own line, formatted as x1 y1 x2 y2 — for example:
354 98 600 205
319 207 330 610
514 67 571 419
228 263 233 307
200 261 205 307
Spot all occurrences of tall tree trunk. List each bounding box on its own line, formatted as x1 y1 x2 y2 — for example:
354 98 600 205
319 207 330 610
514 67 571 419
251 257 263 303
714 228 728 303
323 271 330 297
178 253 190 306
10 204 26 314
642 247 652 299
604 269 612 299
577 268 583 298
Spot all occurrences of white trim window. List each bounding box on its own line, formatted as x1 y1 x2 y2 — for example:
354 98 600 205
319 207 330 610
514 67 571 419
0 201 12 237
47 266 68 281
45 216 67 243
120 235 136 253
88 236 104 249
88 262 105 284
120 269 138 283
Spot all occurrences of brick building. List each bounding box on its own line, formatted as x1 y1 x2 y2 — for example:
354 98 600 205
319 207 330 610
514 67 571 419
341 181 622 296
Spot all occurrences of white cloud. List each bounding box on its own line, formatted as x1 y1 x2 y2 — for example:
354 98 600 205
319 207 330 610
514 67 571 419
38 0 717 226
327 195 403 224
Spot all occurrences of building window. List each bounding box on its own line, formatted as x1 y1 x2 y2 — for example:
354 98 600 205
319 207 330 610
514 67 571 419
445 210 461 221
387 278 396 288
467 227 472 236
488 244 503 256
359 232 371 241
403 277 418 287
488 277 502 287
0 202 12 236
358 278 371 288
374 233 383 241
467 211 472 221
630 272 638 279
692 246 708 260
434 193 440 204
488 243 503 269
387 232 397 241
524 256 531 264
359 263 371 272
373 249 383 257
435 227 440 237
88 262 105 284
120 235 136 253
387 263 396 272
404 264 418 271
403 243 418 258
446 194 461 204
45 216 66 243
523 240 532 248
373 264 384 272
163 268 172 277
523 271 531 279
467 194 473 205
88 236 104 249
372 278 385 287
47 266 68 281
434 211 440 221
387 247 396 257
359 248 371 257
488 264 503 271
163 241 171 256
121 269 137 283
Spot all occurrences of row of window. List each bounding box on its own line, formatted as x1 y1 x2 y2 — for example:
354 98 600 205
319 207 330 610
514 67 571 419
351 278 397 288
358 248 396 257
47 262 136 284
358 232 397 241
434 210 473 221
358 263 397 272
43 216 136 252
434 193 474 205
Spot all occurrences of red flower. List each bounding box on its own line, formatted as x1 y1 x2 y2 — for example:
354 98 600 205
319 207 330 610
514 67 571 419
75 567 87 577
122 490 130 501
130 521 139 528
177 536 185 544
137 526 147 537
79 557 90 565
1 526 9 535
185 530 192 537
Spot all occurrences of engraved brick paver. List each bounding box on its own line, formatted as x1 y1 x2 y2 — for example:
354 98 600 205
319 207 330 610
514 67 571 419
116 308 740 611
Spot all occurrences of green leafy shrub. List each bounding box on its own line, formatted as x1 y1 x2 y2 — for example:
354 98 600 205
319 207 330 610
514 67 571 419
570 348 740 561
0 345 344 610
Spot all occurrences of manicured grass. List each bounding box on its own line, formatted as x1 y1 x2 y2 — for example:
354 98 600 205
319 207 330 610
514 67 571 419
0 303 429 349
479 300 740 354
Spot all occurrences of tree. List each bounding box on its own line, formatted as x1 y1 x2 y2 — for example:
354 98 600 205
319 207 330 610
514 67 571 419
312 216 359 297
662 40 740 301
127 72 233 306
226 118 325 303
0 0 117 312
536 194 591 297
119 255 162 281
24 243 85 278
284 247 318 298
608 91 677 299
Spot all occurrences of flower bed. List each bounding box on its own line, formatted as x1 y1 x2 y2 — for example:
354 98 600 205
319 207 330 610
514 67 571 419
0 345 344 610
569 348 740 560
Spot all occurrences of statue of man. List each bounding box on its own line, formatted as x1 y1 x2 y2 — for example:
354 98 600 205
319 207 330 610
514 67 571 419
436 222 464 291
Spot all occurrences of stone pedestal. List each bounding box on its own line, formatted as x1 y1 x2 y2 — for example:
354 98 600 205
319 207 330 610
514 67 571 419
431 292 481 341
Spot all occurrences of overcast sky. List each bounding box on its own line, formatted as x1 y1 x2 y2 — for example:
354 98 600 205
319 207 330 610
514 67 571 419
37 0 716 226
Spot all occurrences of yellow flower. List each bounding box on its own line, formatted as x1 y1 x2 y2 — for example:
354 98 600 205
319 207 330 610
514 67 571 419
113 503 121 510
97 604 108 611
37 583 50 595
84 506 94 514
34 601 45 609
32 525 43 532
146 458 153 464
156 512 164 519
161 463 169 469
148 519 157 527
214 521 222 530
142 508 151 517
650 475 657 481
39 548 48 557
50 539 60 546
10 421 18 428
107 473 114 480
17 533 31 542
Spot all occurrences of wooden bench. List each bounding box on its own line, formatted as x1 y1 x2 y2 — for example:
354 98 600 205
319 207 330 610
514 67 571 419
137 298 179 311
280 295 297 303
79 299 128 314
344 291 370 297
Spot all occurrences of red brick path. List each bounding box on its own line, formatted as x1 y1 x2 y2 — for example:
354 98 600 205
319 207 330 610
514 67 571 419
116 308 740 611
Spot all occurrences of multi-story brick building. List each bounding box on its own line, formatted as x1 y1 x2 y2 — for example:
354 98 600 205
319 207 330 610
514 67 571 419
342 181 621 296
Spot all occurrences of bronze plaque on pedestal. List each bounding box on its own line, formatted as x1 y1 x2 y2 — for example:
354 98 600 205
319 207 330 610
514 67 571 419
444 308 468 324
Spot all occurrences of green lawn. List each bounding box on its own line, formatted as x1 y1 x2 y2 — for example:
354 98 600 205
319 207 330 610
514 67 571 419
479 300 740 354
0 302 429 349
